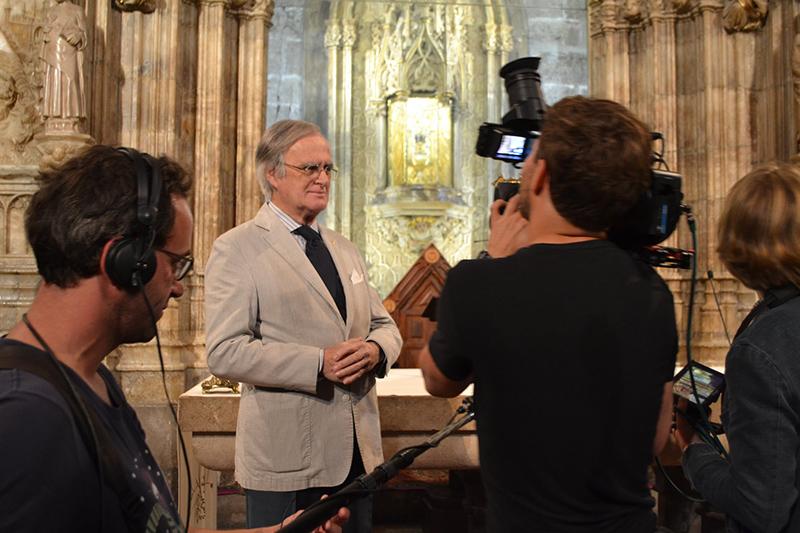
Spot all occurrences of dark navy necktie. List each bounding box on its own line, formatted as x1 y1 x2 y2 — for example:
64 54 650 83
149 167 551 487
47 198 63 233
293 225 347 322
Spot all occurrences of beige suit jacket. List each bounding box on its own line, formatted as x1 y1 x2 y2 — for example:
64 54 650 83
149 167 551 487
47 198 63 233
205 204 402 491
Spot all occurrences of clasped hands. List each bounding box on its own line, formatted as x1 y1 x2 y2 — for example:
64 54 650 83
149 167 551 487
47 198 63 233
322 338 379 385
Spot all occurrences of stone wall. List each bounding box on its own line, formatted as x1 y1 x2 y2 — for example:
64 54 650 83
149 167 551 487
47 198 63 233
589 0 797 364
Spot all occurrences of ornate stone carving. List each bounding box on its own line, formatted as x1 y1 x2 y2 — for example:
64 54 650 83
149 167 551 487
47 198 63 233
589 0 629 37
0 51 38 151
366 211 472 296
332 1 506 292
113 0 157 13
341 20 357 48
499 24 514 53
230 0 275 22
484 22 499 53
624 0 646 24
41 0 87 134
324 24 341 48
722 0 767 32
672 0 695 14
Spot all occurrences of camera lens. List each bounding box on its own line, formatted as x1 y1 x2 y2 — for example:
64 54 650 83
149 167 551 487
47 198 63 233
499 57 546 132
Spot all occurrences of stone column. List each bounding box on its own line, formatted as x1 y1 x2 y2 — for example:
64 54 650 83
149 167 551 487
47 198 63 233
325 21 342 232
193 0 238 274
87 1 122 144
233 0 275 225
589 0 631 104
338 19 356 239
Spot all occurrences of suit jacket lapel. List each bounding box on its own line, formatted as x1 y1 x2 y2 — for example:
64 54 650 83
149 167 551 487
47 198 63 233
255 205 345 329
322 227 353 335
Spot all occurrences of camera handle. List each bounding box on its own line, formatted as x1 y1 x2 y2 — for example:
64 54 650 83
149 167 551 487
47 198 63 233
276 398 476 533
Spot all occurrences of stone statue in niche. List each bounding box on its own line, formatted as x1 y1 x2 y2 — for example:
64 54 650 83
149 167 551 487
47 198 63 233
41 0 87 133
722 0 768 33
0 28 42 155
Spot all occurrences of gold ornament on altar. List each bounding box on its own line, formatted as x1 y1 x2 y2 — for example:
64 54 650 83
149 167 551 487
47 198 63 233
201 375 240 394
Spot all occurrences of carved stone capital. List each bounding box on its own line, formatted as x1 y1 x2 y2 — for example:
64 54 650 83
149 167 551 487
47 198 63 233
483 22 499 53
696 0 725 14
647 0 680 20
113 0 157 13
341 21 357 48
230 0 274 22
499 24 514 53
589 0 631 36
722 0 768 33
325 24 342 48
194 0 230 8
624 0 647 25
672 0 695 15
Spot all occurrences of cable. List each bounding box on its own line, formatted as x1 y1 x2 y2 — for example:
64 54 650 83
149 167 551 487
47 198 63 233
682 210 728 459
142 290 192 531
654 457 705 504
22 314 107 530
707 271 732 346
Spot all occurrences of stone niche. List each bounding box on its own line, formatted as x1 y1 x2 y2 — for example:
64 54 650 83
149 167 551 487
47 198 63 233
325 1 516 296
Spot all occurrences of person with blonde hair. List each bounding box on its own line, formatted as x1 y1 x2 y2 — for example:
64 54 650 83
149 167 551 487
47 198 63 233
677 162 800 533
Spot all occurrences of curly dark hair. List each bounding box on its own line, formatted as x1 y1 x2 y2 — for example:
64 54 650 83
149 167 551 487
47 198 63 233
26 145 192 287
538 96 652 232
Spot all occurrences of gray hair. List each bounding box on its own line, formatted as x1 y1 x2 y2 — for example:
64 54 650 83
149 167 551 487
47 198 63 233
255 119 322 200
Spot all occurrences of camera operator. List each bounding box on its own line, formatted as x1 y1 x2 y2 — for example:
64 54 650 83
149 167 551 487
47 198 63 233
676 164 800 533
419 96 678 533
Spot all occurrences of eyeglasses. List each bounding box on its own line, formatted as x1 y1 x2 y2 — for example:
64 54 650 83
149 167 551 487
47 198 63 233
284 162 338 179
157 248 193 281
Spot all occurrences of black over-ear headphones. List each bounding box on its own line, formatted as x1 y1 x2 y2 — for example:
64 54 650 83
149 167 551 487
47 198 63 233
105 147 163 290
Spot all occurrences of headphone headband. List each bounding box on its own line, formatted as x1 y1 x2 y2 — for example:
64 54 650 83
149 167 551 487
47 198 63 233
104 147 162 290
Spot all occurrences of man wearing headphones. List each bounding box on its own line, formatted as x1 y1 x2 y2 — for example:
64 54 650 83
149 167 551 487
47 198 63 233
420 97 678 532
0 145 347 532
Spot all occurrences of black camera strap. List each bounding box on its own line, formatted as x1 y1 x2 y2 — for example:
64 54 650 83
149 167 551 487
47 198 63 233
0 341 138 530
734 285 800 339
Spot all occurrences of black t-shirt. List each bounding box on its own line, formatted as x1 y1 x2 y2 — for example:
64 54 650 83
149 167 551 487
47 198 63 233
429 241 677 533
0 339 182 533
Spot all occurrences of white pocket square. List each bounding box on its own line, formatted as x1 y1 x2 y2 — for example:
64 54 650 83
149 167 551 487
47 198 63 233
350 269 364 285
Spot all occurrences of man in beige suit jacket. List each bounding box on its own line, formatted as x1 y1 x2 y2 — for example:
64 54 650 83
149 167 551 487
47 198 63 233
205 120 402 532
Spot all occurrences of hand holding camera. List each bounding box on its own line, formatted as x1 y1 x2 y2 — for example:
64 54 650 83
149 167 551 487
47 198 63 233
487 194 529 258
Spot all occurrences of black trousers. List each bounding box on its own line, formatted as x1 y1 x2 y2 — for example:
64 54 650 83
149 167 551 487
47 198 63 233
245 440 371 533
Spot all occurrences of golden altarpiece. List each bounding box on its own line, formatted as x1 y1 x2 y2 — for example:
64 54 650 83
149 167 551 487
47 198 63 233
324 1 515 296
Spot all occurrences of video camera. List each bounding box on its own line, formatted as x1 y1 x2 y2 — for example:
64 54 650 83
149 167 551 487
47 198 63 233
475 57 693 269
